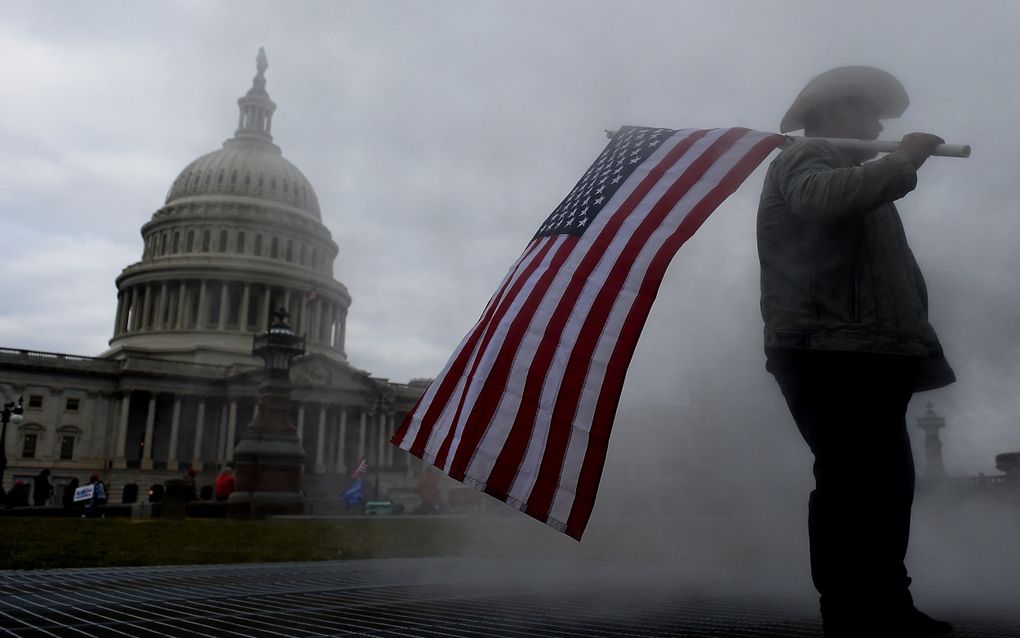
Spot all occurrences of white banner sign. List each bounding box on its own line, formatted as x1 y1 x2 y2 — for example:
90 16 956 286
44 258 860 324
73 484 94 502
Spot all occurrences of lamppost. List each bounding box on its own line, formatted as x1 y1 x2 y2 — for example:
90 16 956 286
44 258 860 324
229 308 306 517
1 396 25 492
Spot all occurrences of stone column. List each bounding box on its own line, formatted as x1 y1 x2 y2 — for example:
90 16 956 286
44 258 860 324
314 405 327 474
333 306 342 350
239 284 251 331
113 391 131 468
338 309 346 355
376 411 386 467
196 280 209 329
335 407 348 474
156 282 169 330
216 402 228 464
283 290 292 322
385 413 395 466
259 284 272 331
296 404 305 443
357 410 367 462
225 399 238 461
217 282 229 329
192 398 206 471
167 395 182 469
140 284 153 330
175 281 188 329
113 291 126 336
130 285 143 331
141 393 157 470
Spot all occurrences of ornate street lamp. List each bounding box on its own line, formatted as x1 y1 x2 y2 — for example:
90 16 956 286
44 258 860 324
229 308 307 517
0 396 25 490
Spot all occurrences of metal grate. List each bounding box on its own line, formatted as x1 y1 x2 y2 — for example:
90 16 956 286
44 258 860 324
0 559 1016 637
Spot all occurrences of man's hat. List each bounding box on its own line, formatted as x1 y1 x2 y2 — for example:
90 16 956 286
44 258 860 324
780 65 909 133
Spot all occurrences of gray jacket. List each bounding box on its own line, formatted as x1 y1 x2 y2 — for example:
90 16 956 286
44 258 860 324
757 139 954 390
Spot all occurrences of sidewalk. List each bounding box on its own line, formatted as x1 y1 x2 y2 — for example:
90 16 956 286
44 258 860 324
1 558 1017 637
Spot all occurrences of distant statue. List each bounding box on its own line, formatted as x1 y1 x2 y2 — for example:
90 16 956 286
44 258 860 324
256 47 268 78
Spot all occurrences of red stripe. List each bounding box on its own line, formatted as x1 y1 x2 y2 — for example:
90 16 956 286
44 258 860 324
479 130 712 503
404 238 544 456
564 133 783 539
525 128 750 522
432 236 569 471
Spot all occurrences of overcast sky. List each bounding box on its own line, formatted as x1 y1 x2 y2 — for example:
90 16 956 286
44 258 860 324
1 1 1018 474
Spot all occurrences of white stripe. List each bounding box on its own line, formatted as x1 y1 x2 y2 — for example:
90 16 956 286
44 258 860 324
426 235 565 468
546 129 777 524
503 129 734 508
397 237 545 449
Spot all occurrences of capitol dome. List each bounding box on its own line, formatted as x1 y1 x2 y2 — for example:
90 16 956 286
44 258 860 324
104 49 351 366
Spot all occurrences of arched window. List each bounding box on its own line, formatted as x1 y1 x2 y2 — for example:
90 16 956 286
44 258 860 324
202 230 211 251
299 243 306 265
311 250 319 270
160 233 168 256
285 240 293 262
218 230 228 252
186 230 195 252
270 237 279 259
254 234 263 256
172 231 180 253
236 231 246 254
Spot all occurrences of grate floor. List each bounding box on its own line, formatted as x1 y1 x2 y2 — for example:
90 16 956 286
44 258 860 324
0 559 1017 637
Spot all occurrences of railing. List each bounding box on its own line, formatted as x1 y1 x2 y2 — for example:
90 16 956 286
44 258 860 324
0 347 106 363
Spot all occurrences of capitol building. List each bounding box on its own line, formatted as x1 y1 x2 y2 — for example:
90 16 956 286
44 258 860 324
0 50 426 506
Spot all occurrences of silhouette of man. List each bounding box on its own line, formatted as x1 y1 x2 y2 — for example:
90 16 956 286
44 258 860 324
758 66 955 637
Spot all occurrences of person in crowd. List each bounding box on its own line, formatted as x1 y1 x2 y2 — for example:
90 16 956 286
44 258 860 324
5 481 29 509
214 468 235 501
32 468 53 506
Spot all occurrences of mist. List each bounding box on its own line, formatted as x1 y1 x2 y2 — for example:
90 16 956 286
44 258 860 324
2 0 1019 621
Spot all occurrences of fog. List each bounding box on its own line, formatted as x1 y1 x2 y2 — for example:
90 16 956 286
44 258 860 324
1 0 1019 618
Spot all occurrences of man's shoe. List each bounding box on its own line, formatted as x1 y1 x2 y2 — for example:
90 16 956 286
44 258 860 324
894 608 954 637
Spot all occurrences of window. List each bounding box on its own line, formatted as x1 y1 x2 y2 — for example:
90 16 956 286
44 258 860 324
202 230 211 251
218 230 228 252
186 230 195 252
299 244 306 265
160 233 168 255
59 435 75 460
28 395 43 409
254 234 263 256
236 231 246 254
21 433 37 459
65 398 80 412
172 231 180 252
285 240 293 262
270 237 278 258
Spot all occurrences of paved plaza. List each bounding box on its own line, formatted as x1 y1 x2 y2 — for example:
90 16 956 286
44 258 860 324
1 558 1019 637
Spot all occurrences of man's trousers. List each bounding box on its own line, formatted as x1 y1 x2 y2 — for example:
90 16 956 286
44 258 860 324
766 348 920 623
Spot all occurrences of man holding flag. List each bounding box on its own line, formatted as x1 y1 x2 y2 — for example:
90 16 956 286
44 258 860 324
758 66 955 637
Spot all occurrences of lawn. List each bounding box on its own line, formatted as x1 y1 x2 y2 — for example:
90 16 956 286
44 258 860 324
0 516 559 570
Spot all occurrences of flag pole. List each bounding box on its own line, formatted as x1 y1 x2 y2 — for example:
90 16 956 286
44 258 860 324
603 129 970 158
786 136 971 158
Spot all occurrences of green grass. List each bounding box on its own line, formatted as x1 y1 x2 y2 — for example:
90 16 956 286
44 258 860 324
0 517 544 570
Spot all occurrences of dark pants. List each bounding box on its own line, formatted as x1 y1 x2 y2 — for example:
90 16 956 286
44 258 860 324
767 348 919 626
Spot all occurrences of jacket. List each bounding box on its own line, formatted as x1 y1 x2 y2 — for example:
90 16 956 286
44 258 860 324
757 139 954 390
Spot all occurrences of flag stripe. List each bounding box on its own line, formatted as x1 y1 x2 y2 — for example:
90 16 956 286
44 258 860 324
564 131 784 537
476 130 712 498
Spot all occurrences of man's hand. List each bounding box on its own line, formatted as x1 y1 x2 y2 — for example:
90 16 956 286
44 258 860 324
900 132 946 169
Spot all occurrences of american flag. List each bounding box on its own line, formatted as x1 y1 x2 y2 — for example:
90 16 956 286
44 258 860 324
392 127 785 539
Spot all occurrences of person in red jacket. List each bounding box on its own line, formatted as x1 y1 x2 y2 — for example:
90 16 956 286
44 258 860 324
214 468 235 501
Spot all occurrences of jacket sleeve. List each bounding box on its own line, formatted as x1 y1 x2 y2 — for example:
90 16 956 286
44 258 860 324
776 141 919 221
